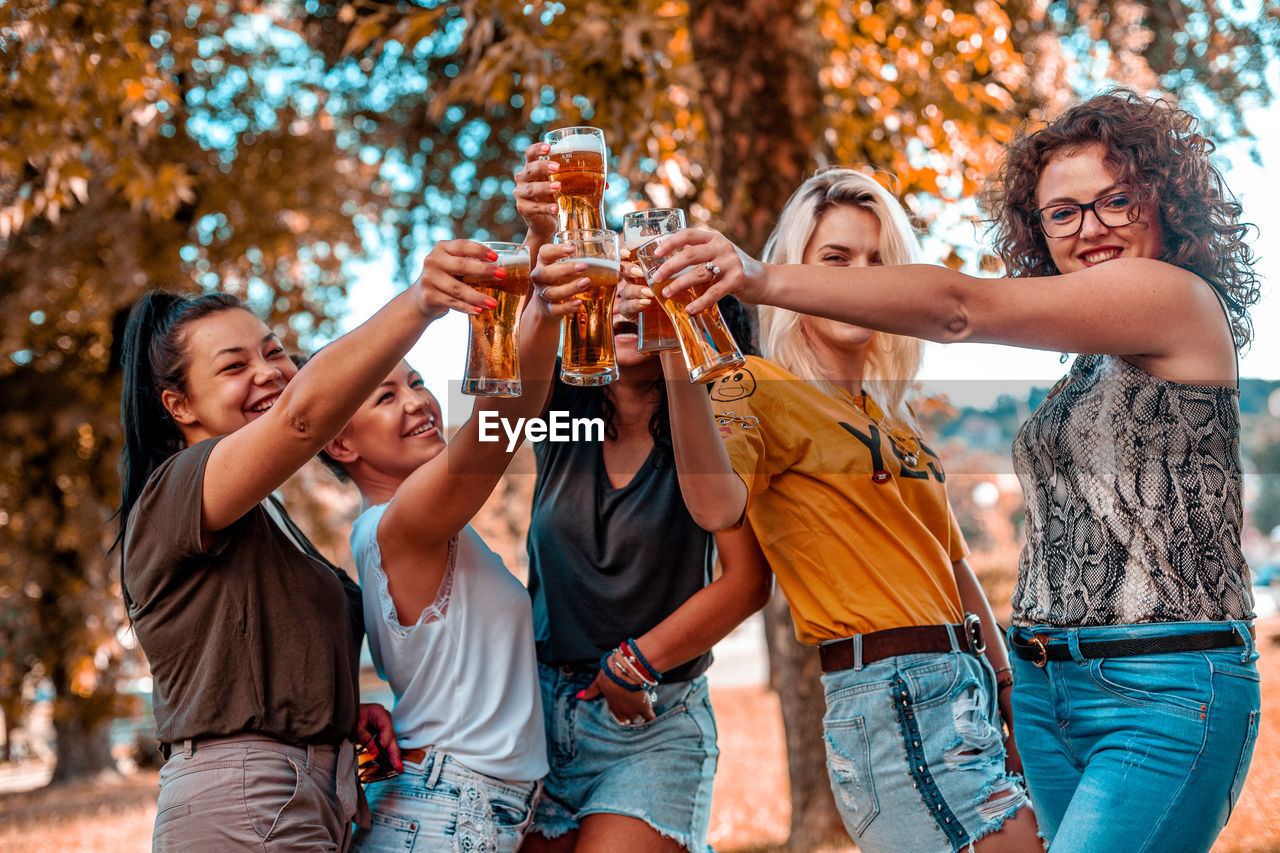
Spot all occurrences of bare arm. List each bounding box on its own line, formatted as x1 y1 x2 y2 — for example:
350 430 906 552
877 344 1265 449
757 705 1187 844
583 519 773 720
202 241 500 533
632 523 772 673
644 229 1234 383
659 349 749 532
952 558 1014 726
377 288 563 563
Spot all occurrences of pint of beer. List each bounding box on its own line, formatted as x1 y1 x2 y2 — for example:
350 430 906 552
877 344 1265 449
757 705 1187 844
461 242 531 397
554 229 619 386
634 237 746 384
621 209 680 353
543 127 607 231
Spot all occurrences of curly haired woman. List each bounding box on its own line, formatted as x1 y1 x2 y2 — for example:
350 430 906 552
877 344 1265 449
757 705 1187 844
638 91 1261 853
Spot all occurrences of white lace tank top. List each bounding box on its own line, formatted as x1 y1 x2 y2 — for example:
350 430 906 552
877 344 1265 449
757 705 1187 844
351 504 548 781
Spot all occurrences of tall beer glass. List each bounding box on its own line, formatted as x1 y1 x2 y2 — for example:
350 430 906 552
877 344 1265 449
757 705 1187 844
543 127 607 231
461 242 530 397
555 229 619 386
632 227 746 385
621 209 681 353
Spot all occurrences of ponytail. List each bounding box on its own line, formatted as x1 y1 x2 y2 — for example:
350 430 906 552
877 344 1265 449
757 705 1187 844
115 291 244 552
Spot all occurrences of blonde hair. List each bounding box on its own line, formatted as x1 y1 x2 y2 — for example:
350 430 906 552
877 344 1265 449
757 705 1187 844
759 168 925 427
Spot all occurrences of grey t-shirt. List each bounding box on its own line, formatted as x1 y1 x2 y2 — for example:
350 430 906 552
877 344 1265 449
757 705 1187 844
123 437 363 745
526 383 713 682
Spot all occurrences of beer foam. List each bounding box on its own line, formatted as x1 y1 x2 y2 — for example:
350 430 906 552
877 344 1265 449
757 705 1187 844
548 132 606 157
579 256 620 274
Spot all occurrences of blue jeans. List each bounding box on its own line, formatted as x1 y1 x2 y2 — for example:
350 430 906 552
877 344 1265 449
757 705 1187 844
821 649 1031 853
1008 620 1261 853
352 750 539 853
531 664 719 852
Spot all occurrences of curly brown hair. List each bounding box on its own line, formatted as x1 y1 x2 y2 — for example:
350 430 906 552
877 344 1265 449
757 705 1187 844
980 89 1260 350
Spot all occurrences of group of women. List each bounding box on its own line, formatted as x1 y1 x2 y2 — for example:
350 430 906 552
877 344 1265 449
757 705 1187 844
117 89 1261 853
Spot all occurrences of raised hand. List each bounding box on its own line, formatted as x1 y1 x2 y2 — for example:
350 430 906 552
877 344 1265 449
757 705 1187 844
530 241 596 318
514 142 561 245
647 227 770 314
411 239 508 321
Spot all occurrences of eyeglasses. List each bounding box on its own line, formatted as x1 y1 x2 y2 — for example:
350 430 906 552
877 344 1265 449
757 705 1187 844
1033 191 1138 239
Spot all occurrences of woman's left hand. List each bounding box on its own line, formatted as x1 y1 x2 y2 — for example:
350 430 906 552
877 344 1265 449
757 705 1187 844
646 227 770 314
578 670 656 726
357 702 404 773
1003 729 1025 776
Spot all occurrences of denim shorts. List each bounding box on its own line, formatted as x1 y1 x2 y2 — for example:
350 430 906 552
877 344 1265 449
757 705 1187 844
352 750 539 853
820 649 1031 853
1008 619 1261 853
531 663 719 852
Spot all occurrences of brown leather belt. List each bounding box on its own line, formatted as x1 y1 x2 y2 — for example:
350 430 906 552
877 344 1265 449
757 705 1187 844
1010 626 1253 668
401 747 427 765
819 616 986 674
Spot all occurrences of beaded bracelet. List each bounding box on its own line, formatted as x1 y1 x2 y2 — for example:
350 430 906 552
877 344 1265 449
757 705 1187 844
614 653 655 688
600 652 643 693
624 638 661 683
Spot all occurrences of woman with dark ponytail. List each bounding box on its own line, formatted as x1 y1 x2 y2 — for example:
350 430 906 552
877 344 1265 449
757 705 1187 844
116 240 518 852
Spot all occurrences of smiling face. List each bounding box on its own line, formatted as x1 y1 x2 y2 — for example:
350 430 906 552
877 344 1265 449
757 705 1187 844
1035 143 1164 273
330 361 445 484
799 204 881 355
162 308 297 444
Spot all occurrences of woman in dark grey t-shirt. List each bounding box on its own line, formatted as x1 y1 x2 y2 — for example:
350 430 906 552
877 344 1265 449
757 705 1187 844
515 158 771 853
116 241 508 851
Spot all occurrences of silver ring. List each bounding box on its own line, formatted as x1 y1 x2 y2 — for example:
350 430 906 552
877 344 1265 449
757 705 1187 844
704 261 721 278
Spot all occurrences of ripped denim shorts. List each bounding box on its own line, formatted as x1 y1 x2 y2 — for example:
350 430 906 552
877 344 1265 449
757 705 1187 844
821 649 1031 853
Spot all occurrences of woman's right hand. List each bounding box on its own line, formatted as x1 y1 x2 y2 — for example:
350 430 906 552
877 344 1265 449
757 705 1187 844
530 241 594 318
410 239 507 321
647 227 770 314
514 142 561 244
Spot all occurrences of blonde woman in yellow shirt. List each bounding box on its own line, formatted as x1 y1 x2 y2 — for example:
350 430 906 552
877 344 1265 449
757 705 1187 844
634 169 1041 853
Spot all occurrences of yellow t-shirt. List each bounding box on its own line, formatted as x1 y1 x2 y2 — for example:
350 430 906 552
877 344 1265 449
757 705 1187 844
709 356 967 644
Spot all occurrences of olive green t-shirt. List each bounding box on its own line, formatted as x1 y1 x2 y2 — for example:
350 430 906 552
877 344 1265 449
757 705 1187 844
123 437 363 746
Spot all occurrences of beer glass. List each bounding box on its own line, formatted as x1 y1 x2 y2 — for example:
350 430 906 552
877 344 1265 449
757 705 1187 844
543 127 607 231
632 224 746 384
461 242 530 397
554 229 619 386
621 209 681 353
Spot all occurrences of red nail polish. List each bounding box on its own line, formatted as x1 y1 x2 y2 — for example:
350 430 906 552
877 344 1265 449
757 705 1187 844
484 297 498 309
493 267 508 279
474 306 484 314
486 250 499 261
575 689 586 700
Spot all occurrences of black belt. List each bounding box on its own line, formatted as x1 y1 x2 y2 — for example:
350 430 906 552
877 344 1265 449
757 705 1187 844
1010 626 1252 668
819 615 986 674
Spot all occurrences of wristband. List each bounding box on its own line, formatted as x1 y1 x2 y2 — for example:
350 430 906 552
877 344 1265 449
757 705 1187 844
625 638 661 683
600 652 643 692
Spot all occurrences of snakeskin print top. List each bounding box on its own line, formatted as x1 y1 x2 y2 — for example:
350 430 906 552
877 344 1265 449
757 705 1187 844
1010 353 1253 627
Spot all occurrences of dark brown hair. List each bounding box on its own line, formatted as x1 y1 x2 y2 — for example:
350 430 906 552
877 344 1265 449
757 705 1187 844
980 89 1259 349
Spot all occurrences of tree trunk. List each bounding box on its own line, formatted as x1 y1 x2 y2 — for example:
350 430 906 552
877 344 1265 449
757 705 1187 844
687 2 845 848
686 0 831 254
762 591 849 850
48 666 119 784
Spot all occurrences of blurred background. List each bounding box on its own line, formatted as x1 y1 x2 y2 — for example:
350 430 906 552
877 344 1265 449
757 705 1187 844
2 0 1279 850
